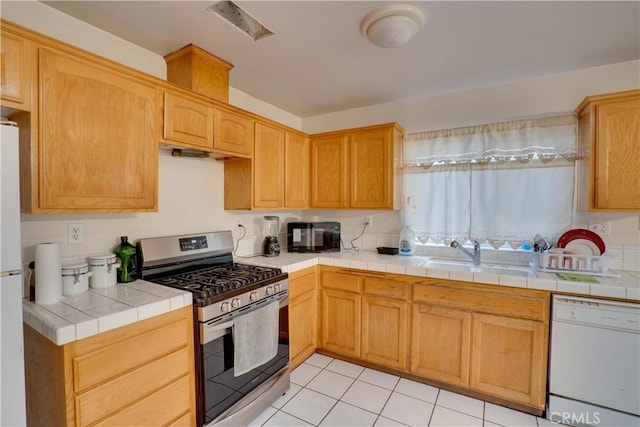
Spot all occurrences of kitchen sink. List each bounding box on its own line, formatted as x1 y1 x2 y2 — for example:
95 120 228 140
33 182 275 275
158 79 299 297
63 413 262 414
425 259 536 278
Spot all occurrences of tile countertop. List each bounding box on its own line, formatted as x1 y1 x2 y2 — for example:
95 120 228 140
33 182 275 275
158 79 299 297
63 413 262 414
26 250 639 346
237 250 640 302
22 281 192 346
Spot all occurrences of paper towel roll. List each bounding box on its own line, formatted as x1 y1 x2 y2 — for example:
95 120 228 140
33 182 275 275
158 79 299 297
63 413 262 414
35 242 62 305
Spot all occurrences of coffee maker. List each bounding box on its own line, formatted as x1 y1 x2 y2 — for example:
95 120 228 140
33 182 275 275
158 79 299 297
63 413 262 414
262 215 281 257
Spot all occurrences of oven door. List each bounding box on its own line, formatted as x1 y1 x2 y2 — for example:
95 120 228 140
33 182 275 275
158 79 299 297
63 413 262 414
198 292 289 426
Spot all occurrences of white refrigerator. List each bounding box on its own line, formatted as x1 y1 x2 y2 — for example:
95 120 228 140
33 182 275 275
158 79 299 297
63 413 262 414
0 121 27 426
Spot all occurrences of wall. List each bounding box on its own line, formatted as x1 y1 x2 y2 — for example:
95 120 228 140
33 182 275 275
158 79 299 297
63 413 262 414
303 60 640 270
4 1 639 271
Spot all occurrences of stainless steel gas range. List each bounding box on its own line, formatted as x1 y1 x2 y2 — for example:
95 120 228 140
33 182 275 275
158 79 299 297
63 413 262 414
138 231 290 427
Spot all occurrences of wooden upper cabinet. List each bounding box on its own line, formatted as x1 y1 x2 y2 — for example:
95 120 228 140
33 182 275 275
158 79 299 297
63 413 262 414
163 90 214 150
310 123 404 209
576 90 640 211
310 134 350 208
0 29 30 110
350 128 392 208
254 121 285 209
225 121 308 210
214 107 254 157
284 131 309 208
37 48 159 212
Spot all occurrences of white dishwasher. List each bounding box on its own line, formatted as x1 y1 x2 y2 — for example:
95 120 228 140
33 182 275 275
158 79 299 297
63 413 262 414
549 295 640 427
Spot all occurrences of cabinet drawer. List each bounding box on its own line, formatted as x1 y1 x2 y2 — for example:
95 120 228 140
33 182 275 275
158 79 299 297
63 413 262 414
170 411 193 426
321 271 361 293
93 375 191 426
73 319 189 392
75 347 190 426
413 284 546 321
364 277 408 300
290 271 316 299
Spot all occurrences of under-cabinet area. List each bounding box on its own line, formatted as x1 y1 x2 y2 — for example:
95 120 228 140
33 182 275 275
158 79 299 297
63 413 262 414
289 265 550 416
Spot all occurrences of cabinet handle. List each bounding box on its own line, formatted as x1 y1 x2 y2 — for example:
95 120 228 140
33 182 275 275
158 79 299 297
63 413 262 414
336 269 387 278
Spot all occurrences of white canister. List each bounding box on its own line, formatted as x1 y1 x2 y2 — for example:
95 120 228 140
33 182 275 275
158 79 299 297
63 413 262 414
88 254 120 289
61 262 92 296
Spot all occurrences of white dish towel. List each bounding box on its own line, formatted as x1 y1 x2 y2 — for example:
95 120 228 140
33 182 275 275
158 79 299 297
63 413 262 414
233 300 279 377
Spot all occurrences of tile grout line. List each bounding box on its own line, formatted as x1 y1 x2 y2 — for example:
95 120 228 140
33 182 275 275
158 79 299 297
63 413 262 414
426 388 440 426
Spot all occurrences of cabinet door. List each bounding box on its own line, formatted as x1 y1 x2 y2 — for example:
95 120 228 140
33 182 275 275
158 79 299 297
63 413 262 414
289 271 317 369
410 304 471 387
350 128 392 208
0 30 30 110
361 295 408 369
214 108 253 157
284 132 309 208
320 288 361 358
310 135 349 208
39 48 159 211
253 122 285 208
163 91 214 150
470 313 546 408
595 98 640 210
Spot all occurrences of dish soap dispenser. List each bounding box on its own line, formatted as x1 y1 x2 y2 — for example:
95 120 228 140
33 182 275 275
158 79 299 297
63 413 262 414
399 226 416 256
113 236 137 283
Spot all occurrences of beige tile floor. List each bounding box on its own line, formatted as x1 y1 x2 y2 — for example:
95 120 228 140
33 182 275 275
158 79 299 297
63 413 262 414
249 353 560 427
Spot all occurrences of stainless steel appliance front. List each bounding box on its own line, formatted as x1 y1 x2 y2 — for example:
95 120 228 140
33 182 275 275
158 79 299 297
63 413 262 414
200 291 289 426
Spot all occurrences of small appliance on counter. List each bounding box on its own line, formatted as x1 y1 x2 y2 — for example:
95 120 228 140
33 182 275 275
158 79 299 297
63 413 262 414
287 222 341 253
262 216 281 257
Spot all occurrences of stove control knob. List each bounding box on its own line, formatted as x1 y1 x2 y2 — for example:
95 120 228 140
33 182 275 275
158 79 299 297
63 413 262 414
231 298 241 309
266 286 274 296
249 292 258 301
274 284 281 292
220 302 230 313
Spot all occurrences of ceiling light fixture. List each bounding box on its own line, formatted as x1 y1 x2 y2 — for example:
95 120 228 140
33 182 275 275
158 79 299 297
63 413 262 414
207 1 274 41
360 4 425 48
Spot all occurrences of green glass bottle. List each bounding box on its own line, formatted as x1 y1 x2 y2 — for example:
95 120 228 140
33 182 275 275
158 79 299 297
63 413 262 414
113 236 137 283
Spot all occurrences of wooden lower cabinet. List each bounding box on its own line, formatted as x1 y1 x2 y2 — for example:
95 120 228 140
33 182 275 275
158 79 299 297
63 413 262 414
320 288 361 358
411 280 549 412
289 267 318 369
316 267 550 415
411 304 471 387
319 269 410 370
362 295 408 370
23 307 196 426
470 313 547 408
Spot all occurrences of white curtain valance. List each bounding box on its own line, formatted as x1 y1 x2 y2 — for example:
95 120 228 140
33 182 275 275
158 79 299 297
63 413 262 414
404 115 577 167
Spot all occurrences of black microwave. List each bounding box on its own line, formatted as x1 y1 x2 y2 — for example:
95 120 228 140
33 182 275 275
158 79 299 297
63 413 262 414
287 222 341 253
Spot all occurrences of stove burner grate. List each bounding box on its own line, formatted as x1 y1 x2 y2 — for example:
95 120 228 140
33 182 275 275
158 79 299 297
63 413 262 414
147 262 284 305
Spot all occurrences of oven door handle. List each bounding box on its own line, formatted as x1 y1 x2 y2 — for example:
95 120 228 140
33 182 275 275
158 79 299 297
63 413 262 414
201 291 288 344
202 320 235 344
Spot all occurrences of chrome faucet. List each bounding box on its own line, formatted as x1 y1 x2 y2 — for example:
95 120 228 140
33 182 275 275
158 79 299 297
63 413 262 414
450 240 481 266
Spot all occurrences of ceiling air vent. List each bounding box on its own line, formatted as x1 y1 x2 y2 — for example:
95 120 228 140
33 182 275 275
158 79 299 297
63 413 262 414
207 1 274 41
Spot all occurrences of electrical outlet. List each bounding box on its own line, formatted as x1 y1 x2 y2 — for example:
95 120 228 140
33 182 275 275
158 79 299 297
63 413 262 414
68 223 83 244
365 216 373 227
588 221 611 236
